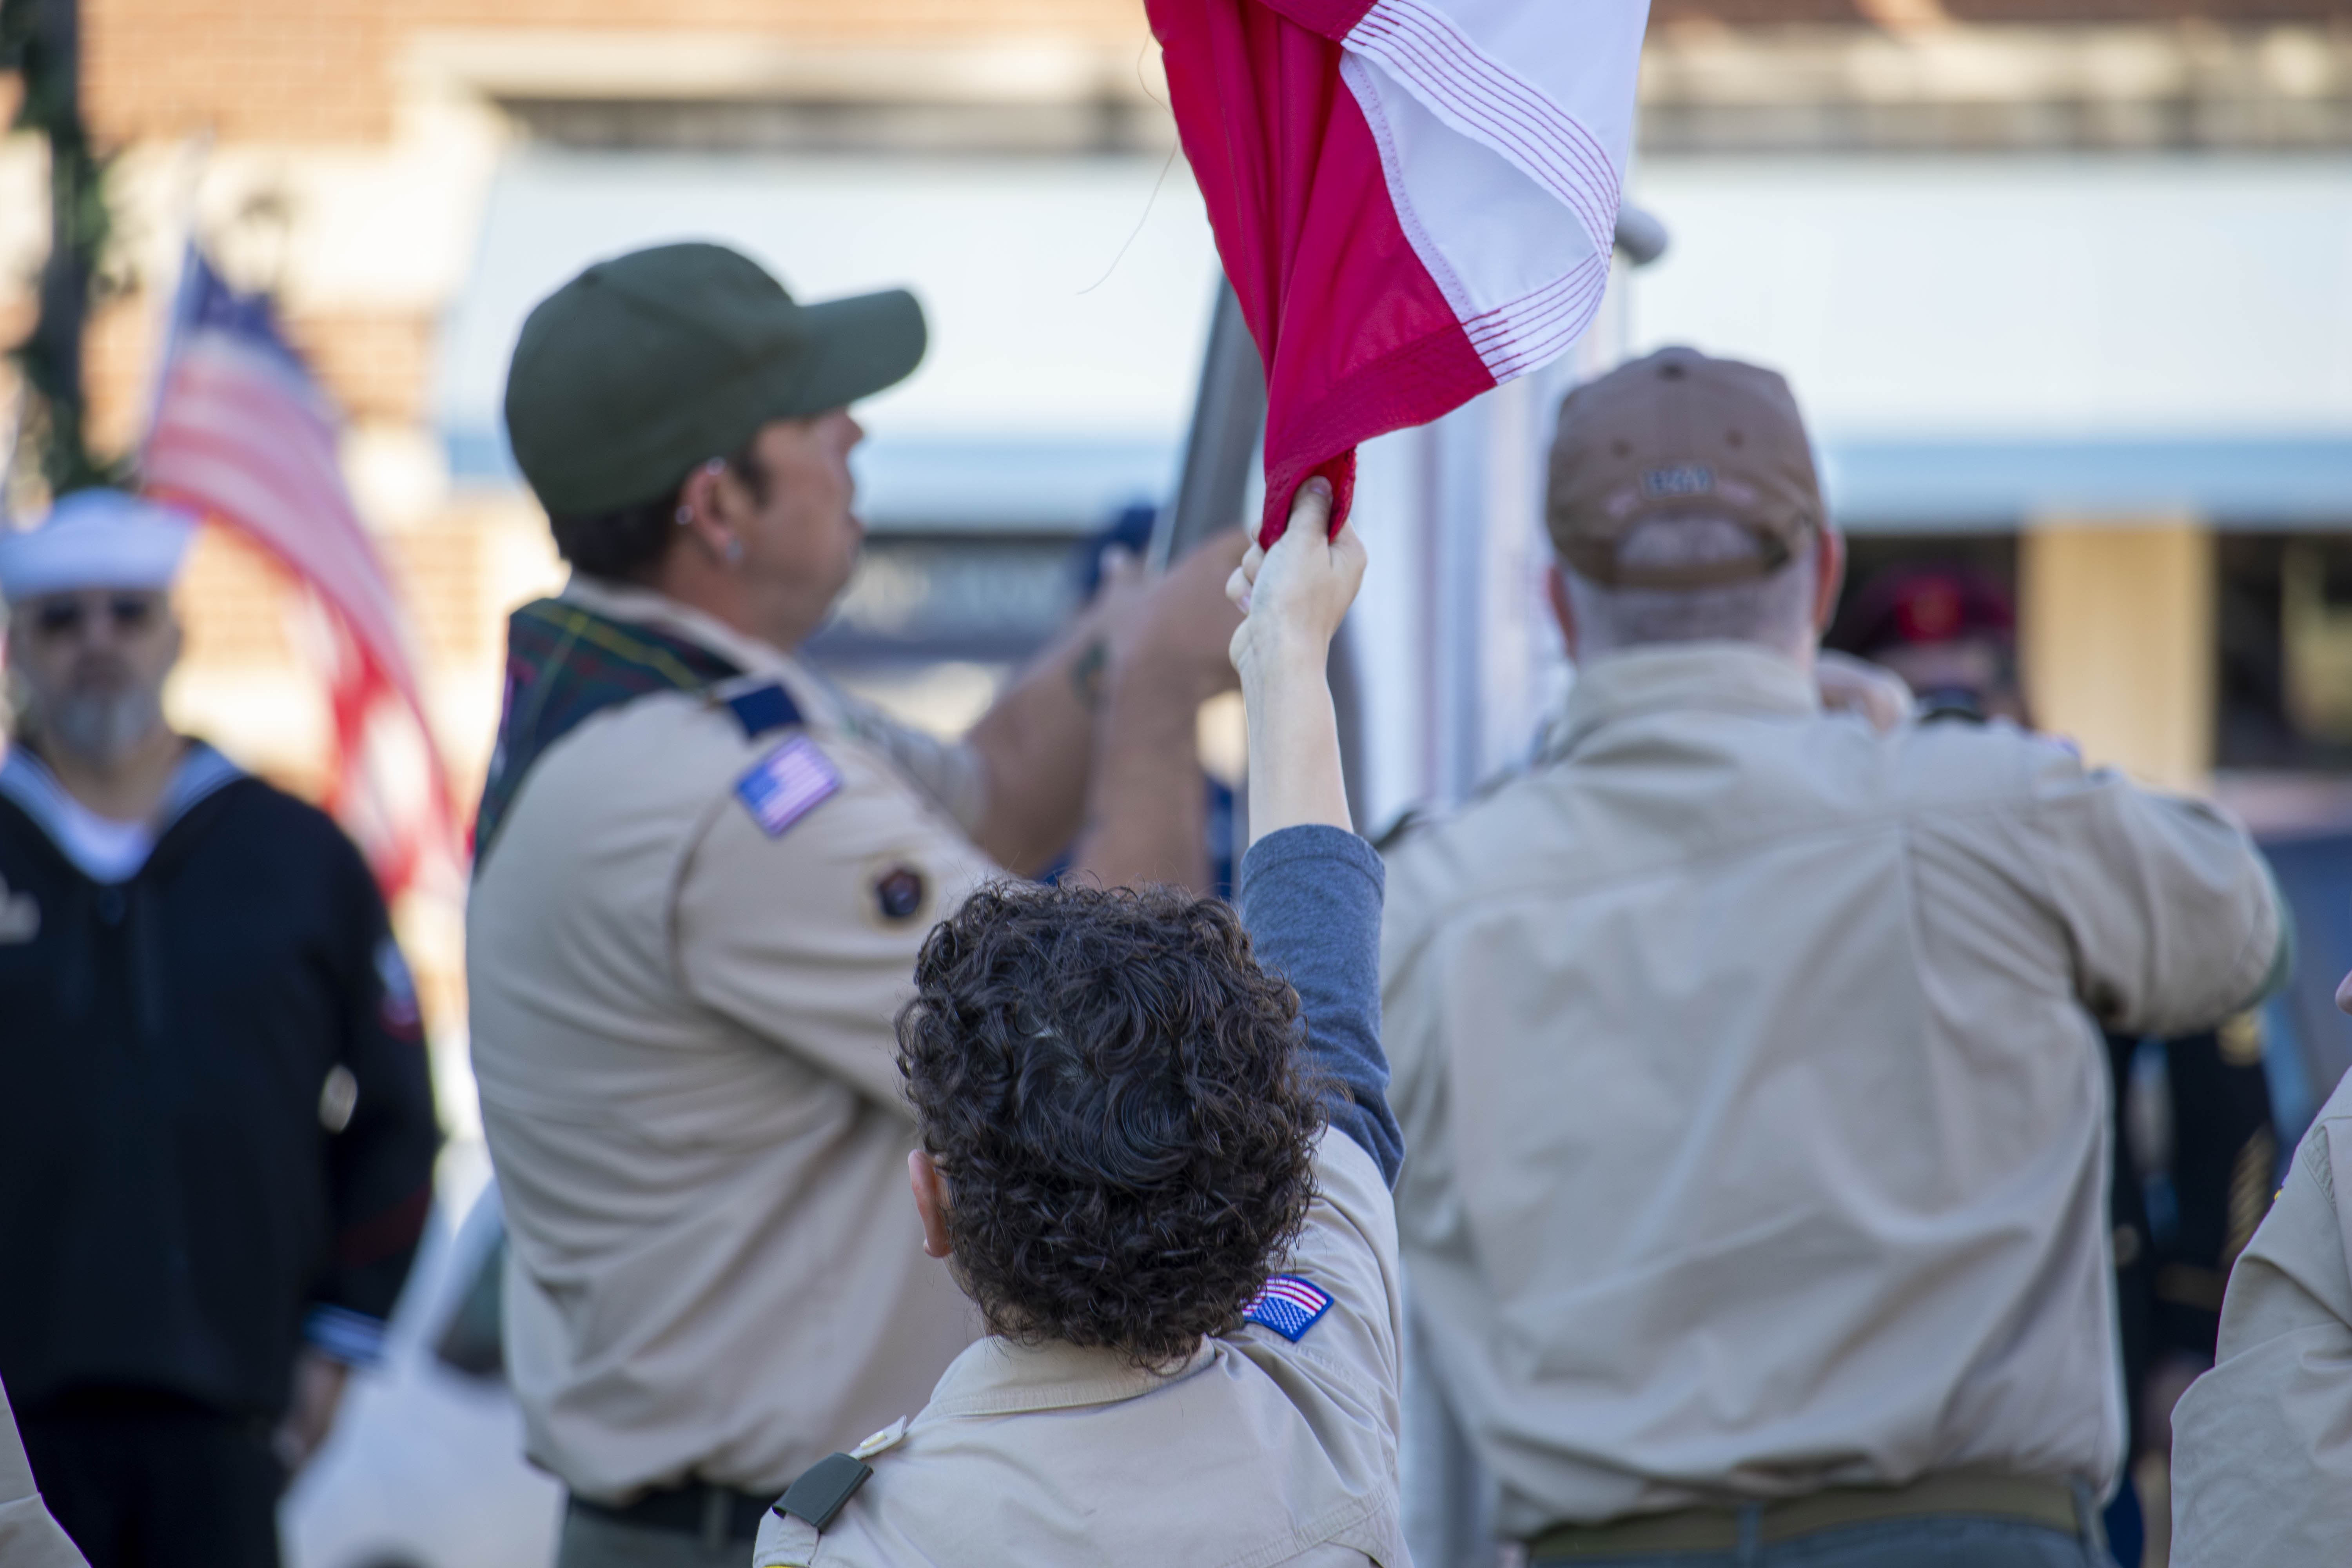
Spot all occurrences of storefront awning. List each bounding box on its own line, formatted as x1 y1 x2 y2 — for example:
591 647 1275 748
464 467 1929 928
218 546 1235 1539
1631 153 2352 529
436 149 1222 532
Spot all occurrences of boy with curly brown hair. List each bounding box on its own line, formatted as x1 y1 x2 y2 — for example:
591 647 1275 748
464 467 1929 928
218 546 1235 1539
752 480 1405 1567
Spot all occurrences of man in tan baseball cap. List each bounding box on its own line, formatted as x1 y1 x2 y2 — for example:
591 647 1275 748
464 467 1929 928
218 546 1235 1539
1382 346 2285 1566
1542 345 1846 650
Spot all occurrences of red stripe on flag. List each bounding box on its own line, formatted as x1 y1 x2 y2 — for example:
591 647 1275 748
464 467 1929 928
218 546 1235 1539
144 298 457 900
1259 0 1376 35
1150 0 1493 544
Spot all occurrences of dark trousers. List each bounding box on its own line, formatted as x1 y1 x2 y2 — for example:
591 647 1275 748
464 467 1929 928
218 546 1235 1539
18 1391 284 1568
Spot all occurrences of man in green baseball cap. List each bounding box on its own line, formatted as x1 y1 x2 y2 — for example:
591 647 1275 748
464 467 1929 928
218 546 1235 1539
503 241 928 527
471 241 1246 1568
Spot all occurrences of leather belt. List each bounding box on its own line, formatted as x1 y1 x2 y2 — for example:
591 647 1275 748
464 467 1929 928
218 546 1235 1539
1526 1471 2088 1560
568 1482 776 1546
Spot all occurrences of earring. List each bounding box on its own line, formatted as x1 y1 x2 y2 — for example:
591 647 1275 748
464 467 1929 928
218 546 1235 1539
675 506 693 526
723 537 746 564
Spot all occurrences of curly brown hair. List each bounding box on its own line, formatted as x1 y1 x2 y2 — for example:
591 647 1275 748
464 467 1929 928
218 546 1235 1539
895 881 1324 1366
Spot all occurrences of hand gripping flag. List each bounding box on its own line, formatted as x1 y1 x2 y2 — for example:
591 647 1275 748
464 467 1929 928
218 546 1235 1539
143 251 457 899
1149 0 1651 543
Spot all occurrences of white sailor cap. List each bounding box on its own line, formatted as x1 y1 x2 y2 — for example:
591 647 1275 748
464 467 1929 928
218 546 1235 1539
0 490 198 604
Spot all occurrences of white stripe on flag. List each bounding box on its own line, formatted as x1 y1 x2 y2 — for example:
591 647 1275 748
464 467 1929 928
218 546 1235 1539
1334 0 1648 388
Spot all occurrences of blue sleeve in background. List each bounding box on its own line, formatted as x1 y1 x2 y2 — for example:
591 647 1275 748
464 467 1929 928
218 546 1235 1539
1236 825 1403 1187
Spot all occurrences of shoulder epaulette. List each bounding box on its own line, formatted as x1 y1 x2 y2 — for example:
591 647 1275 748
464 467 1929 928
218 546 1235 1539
724 681 805 739
773 1451 872 1532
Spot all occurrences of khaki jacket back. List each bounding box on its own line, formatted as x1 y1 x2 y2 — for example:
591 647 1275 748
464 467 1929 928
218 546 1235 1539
1381 643 2281 1535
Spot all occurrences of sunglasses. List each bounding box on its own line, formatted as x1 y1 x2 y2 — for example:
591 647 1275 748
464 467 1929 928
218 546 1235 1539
29 594 163 641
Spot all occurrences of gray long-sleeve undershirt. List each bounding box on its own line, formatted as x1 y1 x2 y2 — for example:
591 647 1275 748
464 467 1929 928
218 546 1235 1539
1236 825 1403 1187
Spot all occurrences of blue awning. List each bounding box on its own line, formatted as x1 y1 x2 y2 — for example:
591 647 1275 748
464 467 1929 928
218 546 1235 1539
445 425 1175 532
1820 436 2352 531
436 147 1221 533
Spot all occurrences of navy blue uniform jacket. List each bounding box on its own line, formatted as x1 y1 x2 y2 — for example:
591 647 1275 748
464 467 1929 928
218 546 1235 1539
0 756 437 1419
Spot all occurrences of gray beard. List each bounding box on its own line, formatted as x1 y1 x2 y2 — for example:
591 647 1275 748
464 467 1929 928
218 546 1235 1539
38 685 168 766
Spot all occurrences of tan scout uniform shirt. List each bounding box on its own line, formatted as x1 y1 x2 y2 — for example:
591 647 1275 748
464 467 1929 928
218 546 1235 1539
753 1131 1408 1568
468 578 993 1503
2170 1069 2352 1565
1381 643 2281 1537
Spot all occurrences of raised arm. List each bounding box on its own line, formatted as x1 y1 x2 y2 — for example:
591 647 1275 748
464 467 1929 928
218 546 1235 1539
964 533 1246 885
1228 482 1401 1186
1225 481 1357 842
2028 753 2286 1036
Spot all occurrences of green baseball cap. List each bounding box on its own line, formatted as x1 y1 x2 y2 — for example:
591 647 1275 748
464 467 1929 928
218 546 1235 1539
503 241 926 516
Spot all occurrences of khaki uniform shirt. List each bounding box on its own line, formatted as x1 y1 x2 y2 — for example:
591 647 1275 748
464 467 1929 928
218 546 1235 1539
468 579 995 1502
2170 1070 2352 1565
753 1131 1408 1568
1381 644 2282 1537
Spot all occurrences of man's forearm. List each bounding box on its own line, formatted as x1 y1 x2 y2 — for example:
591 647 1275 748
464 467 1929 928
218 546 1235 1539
1067 650 1215 892
965 622 1109 875
967 534 1243 877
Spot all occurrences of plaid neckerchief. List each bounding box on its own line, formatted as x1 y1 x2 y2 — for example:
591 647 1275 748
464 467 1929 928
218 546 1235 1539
473 595 743 867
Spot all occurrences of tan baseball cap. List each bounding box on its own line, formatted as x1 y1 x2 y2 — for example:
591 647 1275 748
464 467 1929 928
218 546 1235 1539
1546 346 1825 590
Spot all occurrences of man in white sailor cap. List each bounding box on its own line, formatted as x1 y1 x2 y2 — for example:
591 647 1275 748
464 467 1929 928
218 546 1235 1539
0 490 440 1568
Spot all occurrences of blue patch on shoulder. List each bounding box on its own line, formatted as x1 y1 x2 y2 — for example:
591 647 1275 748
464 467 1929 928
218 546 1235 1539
725 682 804 739
1241 1274 1333 1342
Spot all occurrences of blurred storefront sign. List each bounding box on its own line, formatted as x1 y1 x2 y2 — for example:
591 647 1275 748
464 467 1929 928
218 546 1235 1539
1616 153 2352 799
434 150 1223 534
1820 438 2352 532
1625 155 2352 482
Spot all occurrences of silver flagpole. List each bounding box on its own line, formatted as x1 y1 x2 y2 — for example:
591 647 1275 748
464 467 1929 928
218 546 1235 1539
1154 281 1368 833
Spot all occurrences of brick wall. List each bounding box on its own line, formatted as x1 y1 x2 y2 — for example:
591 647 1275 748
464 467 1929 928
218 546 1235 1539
1946 0 2347 16
1655 0 2349 20
177 524 301 668
80 294 154 459
92 0 2352 149
73 297 431 468
86 0 394 144
281 311 436 425
170 493 493 676
85 0 1149 146
386 517 492 671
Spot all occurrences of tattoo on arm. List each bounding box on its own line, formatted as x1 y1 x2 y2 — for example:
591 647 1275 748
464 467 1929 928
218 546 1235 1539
1070 640 1109 713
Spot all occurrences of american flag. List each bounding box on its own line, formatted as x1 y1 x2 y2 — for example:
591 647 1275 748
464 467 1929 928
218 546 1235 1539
1147 0 1648 543
142 249 454 899
735 735 843 837
1241 1273 1334 1342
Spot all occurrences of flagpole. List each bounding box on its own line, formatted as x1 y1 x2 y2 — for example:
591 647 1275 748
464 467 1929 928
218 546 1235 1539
135 132 216 469
1152 281 1264 573
1156 278 1367 833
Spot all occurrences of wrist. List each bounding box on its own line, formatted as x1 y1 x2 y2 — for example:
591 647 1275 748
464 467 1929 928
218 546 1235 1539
1239 628 1331 686
1118 636 1224 706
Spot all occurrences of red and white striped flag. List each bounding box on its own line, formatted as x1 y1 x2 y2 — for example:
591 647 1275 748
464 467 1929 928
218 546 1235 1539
143 250 455 898
1149 0 1652 542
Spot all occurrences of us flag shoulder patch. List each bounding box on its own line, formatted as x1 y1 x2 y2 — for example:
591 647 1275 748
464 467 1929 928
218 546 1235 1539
1241 1274 1332 1342
736 737 842 838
